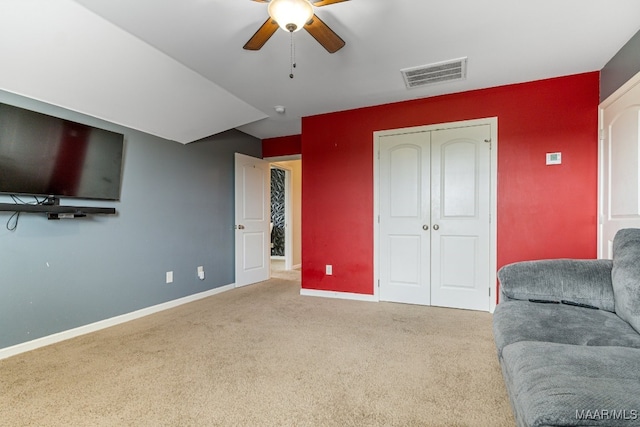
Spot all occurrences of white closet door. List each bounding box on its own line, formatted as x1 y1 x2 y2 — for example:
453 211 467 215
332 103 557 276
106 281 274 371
378 131 431 305
378 124 492 311
430 125 491 311
600 75 640 258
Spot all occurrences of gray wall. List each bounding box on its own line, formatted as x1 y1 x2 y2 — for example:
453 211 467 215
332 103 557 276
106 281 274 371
0 90 261 349
601 29 640 102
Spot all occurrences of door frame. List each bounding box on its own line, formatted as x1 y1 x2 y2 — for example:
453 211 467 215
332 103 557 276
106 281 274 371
373 117 499 312
265 154 302 271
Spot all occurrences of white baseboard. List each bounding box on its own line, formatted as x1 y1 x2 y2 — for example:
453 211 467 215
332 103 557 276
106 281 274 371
300 288 378 302
0 283 235 361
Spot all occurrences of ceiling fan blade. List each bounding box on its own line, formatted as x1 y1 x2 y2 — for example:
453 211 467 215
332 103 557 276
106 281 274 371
304 14 345 53
311 0 350 7
243 18 278 50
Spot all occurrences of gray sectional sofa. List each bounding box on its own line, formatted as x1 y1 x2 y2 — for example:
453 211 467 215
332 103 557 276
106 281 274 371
493 228 640 427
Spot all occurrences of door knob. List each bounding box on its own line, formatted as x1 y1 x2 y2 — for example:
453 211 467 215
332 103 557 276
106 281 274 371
422 224 429 231
433 224 439 230
236 224 245 230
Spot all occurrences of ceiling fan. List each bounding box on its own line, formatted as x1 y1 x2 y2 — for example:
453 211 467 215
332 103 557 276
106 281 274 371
244 0 349 54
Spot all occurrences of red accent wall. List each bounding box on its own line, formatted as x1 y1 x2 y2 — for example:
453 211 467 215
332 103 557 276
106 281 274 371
263 134 302 158
301 72 600 296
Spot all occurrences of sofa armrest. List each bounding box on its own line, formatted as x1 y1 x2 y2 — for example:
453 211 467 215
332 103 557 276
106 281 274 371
498 259 615 312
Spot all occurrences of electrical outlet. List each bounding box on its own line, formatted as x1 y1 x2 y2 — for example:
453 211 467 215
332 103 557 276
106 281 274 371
197 266 205 280
326 265 333 275
166 271 173 284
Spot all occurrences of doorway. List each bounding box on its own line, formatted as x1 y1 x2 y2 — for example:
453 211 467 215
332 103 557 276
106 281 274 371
373 118 498 312
268 158 302 278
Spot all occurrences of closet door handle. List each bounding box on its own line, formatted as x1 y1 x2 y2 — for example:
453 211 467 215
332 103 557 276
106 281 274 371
422 225 429 231
433 224 439 231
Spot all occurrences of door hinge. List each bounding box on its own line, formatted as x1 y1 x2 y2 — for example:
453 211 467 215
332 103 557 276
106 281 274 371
599 129 606 142
489 287 491 297
378 215 380 224
378 279 380 288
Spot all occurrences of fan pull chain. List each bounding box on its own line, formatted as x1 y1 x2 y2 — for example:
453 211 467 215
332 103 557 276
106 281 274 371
289 31 296 79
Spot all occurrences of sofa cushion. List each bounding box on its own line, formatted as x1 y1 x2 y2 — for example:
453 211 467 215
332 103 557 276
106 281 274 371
612 228 640 334
498 259 615 312
501 341 640 427
493 300 640 357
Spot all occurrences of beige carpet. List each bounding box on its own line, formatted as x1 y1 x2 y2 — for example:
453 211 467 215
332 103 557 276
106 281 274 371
0 269 514 426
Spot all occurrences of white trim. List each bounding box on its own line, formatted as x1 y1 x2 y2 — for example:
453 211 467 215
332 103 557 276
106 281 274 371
373 130 380 302
284 167 293 270
489 118 498 313
597 105 605 259
300 288 378 302
0 284 235 361
373 117 499 313
271 164 294 271
264 154 302 162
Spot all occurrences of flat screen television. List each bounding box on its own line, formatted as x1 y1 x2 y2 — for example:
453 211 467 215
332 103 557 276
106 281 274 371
0 102 124 201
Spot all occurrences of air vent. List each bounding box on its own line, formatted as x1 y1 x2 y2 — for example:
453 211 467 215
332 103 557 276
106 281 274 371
400 57 467 89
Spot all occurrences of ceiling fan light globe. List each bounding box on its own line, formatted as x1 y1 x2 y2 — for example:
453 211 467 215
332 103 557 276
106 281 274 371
268 0 314 33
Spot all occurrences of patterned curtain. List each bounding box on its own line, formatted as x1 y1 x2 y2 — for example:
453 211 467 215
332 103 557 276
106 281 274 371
270 168 285 256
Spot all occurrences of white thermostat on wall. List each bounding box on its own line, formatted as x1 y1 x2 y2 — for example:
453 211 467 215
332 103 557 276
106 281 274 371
546 152 562 165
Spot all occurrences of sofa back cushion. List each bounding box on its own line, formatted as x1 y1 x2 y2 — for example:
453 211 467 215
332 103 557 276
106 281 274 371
498 259 615 312
612 228 640 333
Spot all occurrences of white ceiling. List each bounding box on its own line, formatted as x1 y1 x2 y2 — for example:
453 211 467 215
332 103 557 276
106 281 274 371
2 1 640 143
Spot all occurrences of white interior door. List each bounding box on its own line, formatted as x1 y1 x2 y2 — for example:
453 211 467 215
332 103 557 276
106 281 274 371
235 153 270 287
600 73 640 259
377 122 493 311
378 131 431 305
430 125 491 311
